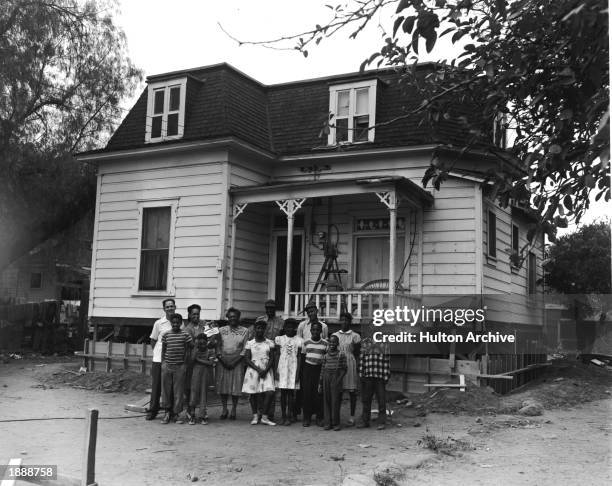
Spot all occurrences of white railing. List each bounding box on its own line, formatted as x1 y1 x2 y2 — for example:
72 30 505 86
289 291 421 320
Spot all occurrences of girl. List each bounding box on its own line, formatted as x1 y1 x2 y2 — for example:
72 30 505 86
332 312 361 425
274 318 302 425
319 334 347 431
300 322 327 427
187 333 216 425
242 320 276 426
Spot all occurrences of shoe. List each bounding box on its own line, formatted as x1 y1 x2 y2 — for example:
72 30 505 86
175 417 184 424
356 422 370 428
303 420 311 427
220 410 228 420
186 412 194 423
161 413 170 424
324 425 332 430
188 417 196 425
200 418 209 425
229 410 236 420
250 415 259 425
333 425 342 431
377 424 386 430
345 418 355 427
316 419 325 427
260 416 276 426
145 412 157 421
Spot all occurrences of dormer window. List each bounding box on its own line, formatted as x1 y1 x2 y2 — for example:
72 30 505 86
328 80 377 145
145 78 187 142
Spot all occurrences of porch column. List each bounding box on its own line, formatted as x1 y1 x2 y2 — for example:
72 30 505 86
376 191 398 309
276 199 307 317
228 203 248 308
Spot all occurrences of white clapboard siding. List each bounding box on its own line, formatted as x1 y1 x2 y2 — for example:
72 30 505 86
91 154 227 320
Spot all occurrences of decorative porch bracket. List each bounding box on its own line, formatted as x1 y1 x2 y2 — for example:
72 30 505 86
228 202 249 307
376 191 398 306
276 198 307 316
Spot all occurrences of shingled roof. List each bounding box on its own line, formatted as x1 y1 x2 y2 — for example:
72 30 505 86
98 62 485 157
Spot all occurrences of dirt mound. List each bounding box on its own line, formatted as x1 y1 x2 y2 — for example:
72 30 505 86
501 359 612 411
417 385 502 415
42 364 149 393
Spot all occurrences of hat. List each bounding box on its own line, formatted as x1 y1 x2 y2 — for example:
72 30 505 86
264 299 277 308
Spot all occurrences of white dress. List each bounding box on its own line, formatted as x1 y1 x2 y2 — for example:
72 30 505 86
275 335 303 389
241 338 275 393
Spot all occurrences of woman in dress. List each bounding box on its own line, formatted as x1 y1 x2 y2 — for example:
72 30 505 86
332 312 361 425
274 318 302 425
242 320 276 425
216 307 248 420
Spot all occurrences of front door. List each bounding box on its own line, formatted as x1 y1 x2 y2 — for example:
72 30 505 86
270 232 303 310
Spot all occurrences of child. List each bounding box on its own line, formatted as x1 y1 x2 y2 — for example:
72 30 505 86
187 333 216 425
274 318 302 425
357 336 390 430
332 312 361 426
161 313 193 424
300 321 327 427
319 334 347 431
242 320 276 426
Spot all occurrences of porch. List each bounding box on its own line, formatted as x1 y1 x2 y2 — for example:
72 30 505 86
227 176 433 321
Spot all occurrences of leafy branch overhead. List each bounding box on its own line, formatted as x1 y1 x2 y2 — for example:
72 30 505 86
0 0 142 268
226 0 609 243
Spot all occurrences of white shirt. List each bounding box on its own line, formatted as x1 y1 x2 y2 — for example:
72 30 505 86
297 318 328 341
150 316 172 363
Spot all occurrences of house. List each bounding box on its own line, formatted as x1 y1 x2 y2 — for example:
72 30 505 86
76 63 546 388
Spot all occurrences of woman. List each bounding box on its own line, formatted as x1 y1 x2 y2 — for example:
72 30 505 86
216 307 248 420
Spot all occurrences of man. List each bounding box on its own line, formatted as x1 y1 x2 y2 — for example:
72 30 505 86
146 298 175 420
297 302 329 341
249 299 284 340
356 336 391 430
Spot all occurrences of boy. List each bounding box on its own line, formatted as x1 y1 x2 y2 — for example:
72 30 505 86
300 322 327 427
161 313 193 424
187 333 216 425
357 336 390 430
319 334 347 431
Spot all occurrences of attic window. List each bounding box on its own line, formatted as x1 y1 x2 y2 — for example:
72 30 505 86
328 80 377 145
145 78 187 142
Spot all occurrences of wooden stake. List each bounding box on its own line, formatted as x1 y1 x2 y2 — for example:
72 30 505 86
82 408 98 486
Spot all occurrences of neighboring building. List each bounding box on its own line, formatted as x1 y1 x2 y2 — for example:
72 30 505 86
76 63 544 333
0 212 93 304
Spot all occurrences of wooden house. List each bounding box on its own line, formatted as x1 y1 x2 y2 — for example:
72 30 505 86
76 64 546 389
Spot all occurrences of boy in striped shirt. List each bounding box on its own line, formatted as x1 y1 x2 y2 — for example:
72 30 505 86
161 313 193 424
300 322 327 427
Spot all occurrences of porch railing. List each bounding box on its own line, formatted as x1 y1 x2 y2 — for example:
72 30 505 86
288 291 421 321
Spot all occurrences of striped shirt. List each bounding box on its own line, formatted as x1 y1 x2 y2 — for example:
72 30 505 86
161 330 192 365
321 350 347 373
302 338 328 365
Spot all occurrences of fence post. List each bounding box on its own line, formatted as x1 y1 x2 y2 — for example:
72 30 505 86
82 408 98 486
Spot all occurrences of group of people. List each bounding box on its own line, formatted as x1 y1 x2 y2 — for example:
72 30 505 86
146 298 390 430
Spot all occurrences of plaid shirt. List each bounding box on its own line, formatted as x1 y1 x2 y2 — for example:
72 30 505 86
359 338 390 382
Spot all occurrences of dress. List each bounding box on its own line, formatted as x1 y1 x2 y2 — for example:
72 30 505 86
333 330 361 391
215 325 248 395
241 338 275 394
275 335 303 389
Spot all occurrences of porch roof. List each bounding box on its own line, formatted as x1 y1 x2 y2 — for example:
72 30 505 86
230 176 434 208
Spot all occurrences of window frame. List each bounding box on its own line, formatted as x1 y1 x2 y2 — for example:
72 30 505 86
132 199 178 296
527 251 537 294
29 272 43 289
351 217 407 288
486 209 497 260
145 78 187 143
328 80 377 145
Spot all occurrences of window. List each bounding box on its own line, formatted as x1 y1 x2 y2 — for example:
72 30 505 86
30 272 42 289
145 78 187 142
139 207 171 291
511 224 519 254
528 252 537 294
328 80 377 145
354 235 405 285
487 210 497 258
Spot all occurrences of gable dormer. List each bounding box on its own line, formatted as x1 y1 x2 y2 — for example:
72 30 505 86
327 79 377 145
145 77 187 143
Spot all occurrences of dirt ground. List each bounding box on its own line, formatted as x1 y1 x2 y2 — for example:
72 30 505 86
0 358 610 486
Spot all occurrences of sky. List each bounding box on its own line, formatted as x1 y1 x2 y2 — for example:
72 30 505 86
114 0 610 234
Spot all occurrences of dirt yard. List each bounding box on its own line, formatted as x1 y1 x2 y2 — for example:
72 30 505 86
0 357 610 486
